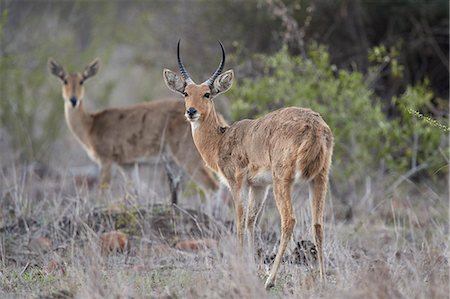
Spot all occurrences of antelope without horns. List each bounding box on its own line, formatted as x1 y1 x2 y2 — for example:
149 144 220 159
48 57 218 192
163 41 334 288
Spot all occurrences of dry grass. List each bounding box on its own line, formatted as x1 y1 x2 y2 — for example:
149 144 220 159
0 163 448 299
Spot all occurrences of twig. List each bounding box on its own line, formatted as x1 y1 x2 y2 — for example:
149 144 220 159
161 154 181 205
19 262 30 276
389 163 429 192
371 163 429 214
172 204 204 236
420 15 450 72
407 108 450 132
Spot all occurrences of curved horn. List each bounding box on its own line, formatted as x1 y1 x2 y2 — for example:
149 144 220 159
177 39 194 85
203 40 225 87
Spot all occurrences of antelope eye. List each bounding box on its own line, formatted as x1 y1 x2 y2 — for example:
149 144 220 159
80 80 84 85
204 92 210 99
63 79 68 85
183 92 188 97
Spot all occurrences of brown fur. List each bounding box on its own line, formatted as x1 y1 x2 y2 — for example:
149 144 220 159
48 58 218 192
164 64 333 289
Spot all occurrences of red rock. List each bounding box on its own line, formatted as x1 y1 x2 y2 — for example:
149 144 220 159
45 259 65 275
175 239 217 251
74 175 97 188
100 231 128 255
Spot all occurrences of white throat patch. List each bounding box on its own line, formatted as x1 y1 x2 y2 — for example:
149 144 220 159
190 119 200 131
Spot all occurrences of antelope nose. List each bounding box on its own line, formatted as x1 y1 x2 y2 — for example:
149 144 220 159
70 97 78 107
186 107 197 117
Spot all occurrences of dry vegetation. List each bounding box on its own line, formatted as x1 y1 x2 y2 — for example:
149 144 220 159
0 162 448 298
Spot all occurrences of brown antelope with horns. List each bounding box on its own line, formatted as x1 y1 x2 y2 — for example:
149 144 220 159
48 57 218 193
163 41 333 288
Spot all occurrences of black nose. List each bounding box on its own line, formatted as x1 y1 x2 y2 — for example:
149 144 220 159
70 97 77 107
186 107 197 117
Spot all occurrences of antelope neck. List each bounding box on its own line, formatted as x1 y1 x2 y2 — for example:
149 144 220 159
64 101 93 148
191 107 226 173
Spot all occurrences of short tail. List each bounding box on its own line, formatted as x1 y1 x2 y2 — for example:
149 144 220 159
297 133 330 181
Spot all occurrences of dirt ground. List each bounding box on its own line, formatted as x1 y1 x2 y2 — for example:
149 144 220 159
0 164 448 298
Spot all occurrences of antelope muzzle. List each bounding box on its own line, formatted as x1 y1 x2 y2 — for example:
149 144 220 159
185 107 199 121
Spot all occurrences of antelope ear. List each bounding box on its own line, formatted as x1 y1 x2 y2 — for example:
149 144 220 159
163 69 186 95
48 58 66 81
83 58 100 80
211 70 234 97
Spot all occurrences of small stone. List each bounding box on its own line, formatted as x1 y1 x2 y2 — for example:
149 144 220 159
128 264 148 272
151 244 172 255
38 289 73 299
29 237 52 253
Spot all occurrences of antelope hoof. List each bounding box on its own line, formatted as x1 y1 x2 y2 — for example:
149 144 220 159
264 278 275 290
99 182 110 189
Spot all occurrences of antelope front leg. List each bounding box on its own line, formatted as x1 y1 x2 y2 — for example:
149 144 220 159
230 184 245 249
